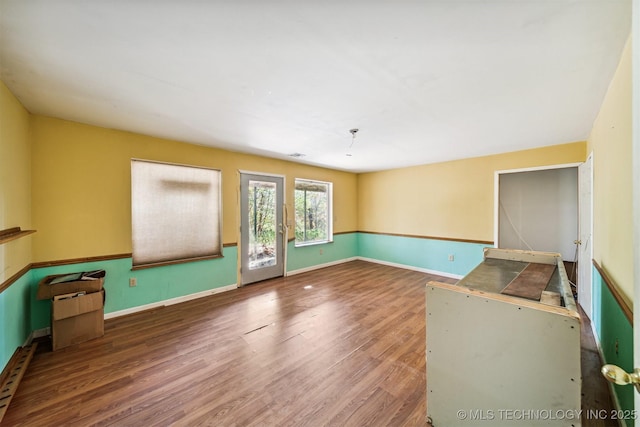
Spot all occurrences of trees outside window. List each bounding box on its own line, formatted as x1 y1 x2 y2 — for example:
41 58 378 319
294 179 332 245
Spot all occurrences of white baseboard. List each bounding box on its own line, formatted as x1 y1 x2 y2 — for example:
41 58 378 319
104 284 238 320
356 256 464 280
24 327 51 345
286 257 358 276
20 286 238 345
286 256 463 280
24 258 458 346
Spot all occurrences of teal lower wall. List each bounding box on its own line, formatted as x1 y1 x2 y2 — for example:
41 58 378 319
2 235 361 370
286 233 358 272
3 233 637 426
8 232 489 342
7 233 598 382
358 232 490 277
29 246 239 330
0 271 33 373
592 265 634 427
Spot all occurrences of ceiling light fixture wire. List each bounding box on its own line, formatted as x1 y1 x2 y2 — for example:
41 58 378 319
346 128 359 157
349 128 358 149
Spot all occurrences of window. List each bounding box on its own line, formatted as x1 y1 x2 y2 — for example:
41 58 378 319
294 179 332 245
131 159 222 268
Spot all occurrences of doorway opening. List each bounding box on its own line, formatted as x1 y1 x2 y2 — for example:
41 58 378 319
494 162 590 310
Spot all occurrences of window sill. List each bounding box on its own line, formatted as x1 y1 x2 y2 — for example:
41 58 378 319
131 254 224 270
294 240 333 248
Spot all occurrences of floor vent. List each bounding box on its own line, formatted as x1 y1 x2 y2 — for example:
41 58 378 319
0 342 38 423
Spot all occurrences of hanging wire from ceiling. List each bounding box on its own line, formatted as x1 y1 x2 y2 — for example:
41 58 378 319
347 128 359 157
349 128 358 148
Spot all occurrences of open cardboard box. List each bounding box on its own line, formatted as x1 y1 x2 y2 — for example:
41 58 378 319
51 289 105 351
37 273 104 300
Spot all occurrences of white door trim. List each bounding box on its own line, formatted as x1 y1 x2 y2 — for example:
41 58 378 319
578 152 594 320
239 172 286 285
632 0 640 412
493 162 582 249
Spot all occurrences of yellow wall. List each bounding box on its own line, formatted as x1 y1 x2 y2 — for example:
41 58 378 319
358 141 586 242
0 81 32 280
588 37 633 302
30 116 358 262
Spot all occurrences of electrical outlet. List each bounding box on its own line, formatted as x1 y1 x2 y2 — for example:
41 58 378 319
129 277 137 287
319 249 324 255
448 254 455 261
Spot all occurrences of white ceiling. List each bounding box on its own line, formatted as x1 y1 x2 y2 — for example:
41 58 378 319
0 1 631 173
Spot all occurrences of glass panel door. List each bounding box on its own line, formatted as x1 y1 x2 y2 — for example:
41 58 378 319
240 173 284 285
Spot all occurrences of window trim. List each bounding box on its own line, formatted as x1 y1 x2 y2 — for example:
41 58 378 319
294 178 333 247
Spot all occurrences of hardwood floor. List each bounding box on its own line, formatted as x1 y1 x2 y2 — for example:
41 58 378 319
579 306 618 427
3 260 613 426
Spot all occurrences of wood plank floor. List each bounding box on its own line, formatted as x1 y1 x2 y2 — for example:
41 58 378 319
3 260 613 426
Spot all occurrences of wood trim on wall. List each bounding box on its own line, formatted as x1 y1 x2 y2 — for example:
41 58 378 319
32 244 236 270
358 230 494 245
0 264 31 295
593 259 633 324
31 253 133 269
2 247 240 294
3 231 483 293
2 254 135 294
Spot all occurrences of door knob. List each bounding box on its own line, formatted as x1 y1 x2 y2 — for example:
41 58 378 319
601 364 640 393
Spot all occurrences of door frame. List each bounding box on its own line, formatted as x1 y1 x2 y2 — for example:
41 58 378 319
238 170 286 286
632 0 639 412
578 153 594 320
494 163 582 249
493 162 582 306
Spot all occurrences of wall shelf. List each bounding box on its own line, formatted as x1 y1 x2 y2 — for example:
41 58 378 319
0 227 36 245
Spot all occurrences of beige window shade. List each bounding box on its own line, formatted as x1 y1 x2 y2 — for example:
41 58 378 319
131 159 222 268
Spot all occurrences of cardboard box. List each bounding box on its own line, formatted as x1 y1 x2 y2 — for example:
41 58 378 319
37 274 104 300
51 289 104 351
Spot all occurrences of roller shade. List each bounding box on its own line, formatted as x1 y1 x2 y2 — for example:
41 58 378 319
131 159 222 267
